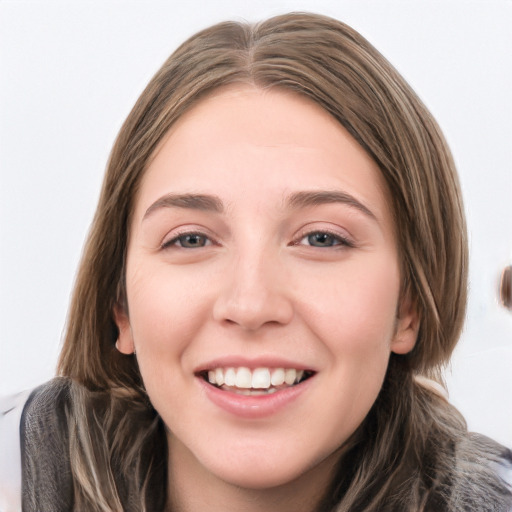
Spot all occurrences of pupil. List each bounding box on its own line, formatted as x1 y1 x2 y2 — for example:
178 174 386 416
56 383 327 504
309 233 332 246
183 234 204 247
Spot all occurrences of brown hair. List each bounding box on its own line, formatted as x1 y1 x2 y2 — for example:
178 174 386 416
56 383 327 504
57 12 472 510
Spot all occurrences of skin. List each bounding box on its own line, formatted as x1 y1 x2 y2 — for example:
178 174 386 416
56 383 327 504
115 86 419 512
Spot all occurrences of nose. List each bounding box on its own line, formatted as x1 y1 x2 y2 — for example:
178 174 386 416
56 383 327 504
212 252 294 331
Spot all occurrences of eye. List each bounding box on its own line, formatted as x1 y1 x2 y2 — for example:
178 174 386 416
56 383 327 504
298 231 353 248
163 232 212 249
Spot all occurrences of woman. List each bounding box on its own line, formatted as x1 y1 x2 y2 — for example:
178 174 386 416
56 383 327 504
2 12 511 512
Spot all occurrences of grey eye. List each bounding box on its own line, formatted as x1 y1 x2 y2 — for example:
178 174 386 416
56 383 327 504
176 233 209 248
305 232 341 247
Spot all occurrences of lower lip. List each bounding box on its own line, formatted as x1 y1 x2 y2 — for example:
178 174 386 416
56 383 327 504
198 376 313 419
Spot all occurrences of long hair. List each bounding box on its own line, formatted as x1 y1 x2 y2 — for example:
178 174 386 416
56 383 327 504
57 12 476 510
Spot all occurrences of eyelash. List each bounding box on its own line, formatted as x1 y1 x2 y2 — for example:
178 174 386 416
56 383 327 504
161 229 354 250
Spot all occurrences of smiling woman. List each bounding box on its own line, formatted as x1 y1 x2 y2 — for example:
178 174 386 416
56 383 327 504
113 87 415 496
1 11 511 512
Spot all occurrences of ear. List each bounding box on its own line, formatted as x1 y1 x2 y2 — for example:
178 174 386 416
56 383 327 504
113 304 135 355
390 295 420 355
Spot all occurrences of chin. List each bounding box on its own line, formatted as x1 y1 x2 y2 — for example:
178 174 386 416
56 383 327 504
195 439 340 492
212 461 313 490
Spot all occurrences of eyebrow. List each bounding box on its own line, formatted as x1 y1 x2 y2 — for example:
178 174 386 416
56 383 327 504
143 193 224 220
142 190 376 221
286 190 377 220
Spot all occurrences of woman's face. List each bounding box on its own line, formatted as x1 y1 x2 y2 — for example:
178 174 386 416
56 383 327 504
116 86 418 491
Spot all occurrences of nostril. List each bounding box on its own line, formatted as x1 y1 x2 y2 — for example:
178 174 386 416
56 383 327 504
212 274 294 330
214 302 294 331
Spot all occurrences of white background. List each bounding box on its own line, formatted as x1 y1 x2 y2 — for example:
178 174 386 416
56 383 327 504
1 1 511 446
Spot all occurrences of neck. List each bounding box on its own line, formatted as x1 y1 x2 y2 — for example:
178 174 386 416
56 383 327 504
166 435 339 512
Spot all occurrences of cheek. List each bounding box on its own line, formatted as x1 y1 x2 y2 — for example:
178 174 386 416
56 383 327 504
298 256 401 353
124 265 208 417
125 263 211 363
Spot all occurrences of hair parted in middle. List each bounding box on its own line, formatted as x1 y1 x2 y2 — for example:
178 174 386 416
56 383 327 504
54 12 472 511
60 12 467 391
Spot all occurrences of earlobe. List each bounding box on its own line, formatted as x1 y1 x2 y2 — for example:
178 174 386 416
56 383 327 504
390 299 420 355
113 304 135 355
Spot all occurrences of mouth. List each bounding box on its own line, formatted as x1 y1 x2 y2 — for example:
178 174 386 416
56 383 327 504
198 367 315 396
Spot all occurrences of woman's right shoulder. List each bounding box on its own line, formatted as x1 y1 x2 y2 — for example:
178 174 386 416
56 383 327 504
19 377 72 425
0 378 73 512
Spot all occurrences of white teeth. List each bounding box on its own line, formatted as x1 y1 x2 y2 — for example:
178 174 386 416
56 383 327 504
251 368 271 389
204 366 308 390
215 368 224 386
284 369 297 385
270 368 285 386
224 367 236 386
235 367 252 389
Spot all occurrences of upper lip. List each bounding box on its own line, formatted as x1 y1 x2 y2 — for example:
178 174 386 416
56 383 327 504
193 356 315 374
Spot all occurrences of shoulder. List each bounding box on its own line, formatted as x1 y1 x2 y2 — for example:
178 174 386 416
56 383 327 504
20 377 72 433
0 379 74 512
448 432 512 511
20 378 74 512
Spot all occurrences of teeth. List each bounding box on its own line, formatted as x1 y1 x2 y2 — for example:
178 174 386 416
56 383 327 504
235 367 252 389
204 366 309 390
270 368 285 386
215 368 224 386
224 368 236 386
251 368 271 389
284 369 297 385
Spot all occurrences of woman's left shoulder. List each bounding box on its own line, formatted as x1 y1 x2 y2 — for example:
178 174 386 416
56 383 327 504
449 432 512 511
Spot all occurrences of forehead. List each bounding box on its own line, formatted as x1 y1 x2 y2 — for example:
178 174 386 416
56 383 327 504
135 86 393 226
